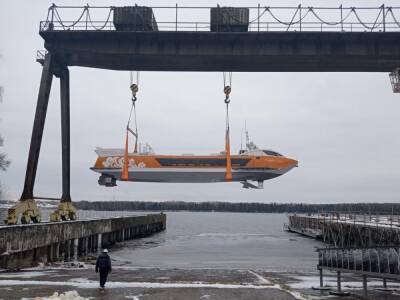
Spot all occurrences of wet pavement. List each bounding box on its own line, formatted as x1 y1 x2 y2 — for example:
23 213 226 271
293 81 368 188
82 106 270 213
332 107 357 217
1 266 400 299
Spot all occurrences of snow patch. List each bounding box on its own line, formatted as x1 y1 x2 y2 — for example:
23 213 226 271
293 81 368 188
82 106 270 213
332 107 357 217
0 271 53 278
21 290 89 300
1 279 274 289
125 295 144 300
288 275 400 290
248 270 271 284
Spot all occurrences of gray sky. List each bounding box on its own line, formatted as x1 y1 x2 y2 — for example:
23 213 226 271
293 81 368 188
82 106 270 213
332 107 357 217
1 0 400 203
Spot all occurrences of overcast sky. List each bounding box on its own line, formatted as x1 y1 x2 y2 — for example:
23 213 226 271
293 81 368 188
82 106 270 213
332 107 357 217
1 0 400 204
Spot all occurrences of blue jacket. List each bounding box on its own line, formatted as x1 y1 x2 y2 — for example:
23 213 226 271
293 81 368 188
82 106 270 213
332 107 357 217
96 253 112 273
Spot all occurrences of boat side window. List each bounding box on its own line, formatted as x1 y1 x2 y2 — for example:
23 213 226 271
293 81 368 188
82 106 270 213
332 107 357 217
263 150 283 157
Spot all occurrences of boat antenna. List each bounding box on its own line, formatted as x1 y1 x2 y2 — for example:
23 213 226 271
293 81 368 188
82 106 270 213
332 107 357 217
245 121 250 150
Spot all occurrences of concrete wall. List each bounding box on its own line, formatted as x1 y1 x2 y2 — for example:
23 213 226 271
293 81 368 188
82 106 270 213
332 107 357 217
0 213 166 269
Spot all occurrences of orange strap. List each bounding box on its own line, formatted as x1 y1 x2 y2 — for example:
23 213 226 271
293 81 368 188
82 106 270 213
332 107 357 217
121 130 129 181
224 99 232 181
225 128 233 181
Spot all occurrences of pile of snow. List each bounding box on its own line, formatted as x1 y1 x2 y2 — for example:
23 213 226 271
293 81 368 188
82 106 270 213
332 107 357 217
32 290 89 300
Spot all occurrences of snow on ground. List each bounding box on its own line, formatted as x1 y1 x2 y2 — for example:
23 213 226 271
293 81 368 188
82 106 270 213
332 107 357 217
23 261 91 271
288 275 400 290
0 279 310 300
0 279 273 289
0 271 54 278
21 290 90 300
248 270 271 284
125 295 145 300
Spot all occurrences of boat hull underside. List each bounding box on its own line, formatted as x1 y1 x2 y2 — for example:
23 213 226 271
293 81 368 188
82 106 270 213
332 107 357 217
93 167 293 183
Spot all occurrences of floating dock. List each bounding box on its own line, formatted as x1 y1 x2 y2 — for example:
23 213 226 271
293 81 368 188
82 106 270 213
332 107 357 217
0 213 166 269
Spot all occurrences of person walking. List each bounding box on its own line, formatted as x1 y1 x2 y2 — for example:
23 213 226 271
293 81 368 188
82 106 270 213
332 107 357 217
95 249 112 288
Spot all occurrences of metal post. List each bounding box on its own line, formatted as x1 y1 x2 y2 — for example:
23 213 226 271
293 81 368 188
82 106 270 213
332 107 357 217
340 5 343 32
391 205 394 228
258 4 260 32
60 68 71 202
175 3 178 32
299 4 302 32
337 271 341 292
51 4 55 23
97 233 102 254
65 240 70 261
85 236 89 255
319 268 323 287
54 242 60 260
362 275 368 296
73 238 78 261
21 54 54 200
382 4 386 32
85 7 88 31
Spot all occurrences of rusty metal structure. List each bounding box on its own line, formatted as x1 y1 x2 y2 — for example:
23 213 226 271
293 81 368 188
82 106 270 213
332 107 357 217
7 4 400 224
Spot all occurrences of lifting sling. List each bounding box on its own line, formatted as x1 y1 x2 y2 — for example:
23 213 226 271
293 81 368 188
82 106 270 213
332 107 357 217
121 71 140 181
223 72 233 181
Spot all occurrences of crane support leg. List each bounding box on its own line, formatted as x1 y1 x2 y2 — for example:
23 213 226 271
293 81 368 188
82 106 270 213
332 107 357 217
51 67 77 222
4 54 54 225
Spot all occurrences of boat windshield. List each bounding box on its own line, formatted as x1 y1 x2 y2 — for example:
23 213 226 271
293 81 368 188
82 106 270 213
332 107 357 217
263 150 283 157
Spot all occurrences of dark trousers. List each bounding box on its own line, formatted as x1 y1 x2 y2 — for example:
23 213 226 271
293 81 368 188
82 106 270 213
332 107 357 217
99 269 109 287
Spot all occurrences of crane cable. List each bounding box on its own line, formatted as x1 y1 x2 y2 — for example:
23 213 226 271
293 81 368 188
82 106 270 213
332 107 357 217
223 72 233 181
121 71 140 181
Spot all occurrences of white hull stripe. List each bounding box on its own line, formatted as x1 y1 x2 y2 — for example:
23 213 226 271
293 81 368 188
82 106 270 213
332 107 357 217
92 167 292 175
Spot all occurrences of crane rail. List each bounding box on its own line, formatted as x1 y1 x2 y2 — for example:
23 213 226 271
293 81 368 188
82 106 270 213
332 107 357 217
39 4 400 33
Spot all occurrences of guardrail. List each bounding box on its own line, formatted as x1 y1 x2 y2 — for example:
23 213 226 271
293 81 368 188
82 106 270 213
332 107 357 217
294 211 400 229
39 4 400 33
318 246 400 277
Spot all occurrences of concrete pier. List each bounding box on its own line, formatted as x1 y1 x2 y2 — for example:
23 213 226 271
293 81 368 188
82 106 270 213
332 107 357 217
0 213 166 269
287 213 400 247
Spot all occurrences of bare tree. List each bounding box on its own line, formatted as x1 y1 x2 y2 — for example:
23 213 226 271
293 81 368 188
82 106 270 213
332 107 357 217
0 55 10 198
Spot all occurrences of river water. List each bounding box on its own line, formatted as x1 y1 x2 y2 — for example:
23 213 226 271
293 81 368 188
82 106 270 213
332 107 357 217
110 212 323 272
0 209 323 272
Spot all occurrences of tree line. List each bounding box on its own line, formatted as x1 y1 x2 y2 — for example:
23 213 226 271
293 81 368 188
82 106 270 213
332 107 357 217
75 201 400 214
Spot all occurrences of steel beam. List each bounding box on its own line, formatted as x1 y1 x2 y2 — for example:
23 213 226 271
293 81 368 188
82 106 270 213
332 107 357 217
60 67 71 202
41 31 400 72
21 53 54 200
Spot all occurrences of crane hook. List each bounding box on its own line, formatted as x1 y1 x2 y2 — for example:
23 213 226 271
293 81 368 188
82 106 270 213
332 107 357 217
130 83 138 102
224 85 231 104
